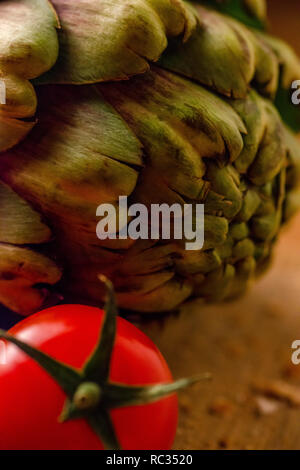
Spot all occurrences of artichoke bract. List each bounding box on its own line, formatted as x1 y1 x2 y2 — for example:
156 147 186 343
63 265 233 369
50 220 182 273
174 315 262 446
0 0 300 315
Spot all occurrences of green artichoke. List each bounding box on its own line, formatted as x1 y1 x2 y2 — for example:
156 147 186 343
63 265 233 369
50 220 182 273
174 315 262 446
0 0 300 315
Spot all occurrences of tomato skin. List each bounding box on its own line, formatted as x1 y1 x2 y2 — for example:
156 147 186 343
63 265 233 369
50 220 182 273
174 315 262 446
0 305 178 450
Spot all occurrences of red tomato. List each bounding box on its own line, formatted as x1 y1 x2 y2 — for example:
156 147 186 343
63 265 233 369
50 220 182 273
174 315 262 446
0 305 178 450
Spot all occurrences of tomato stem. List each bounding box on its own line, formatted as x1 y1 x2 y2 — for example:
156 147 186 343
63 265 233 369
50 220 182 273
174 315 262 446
73 382 102 410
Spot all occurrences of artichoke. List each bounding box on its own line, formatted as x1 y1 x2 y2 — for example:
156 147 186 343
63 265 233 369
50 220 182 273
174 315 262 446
1 0 300 315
